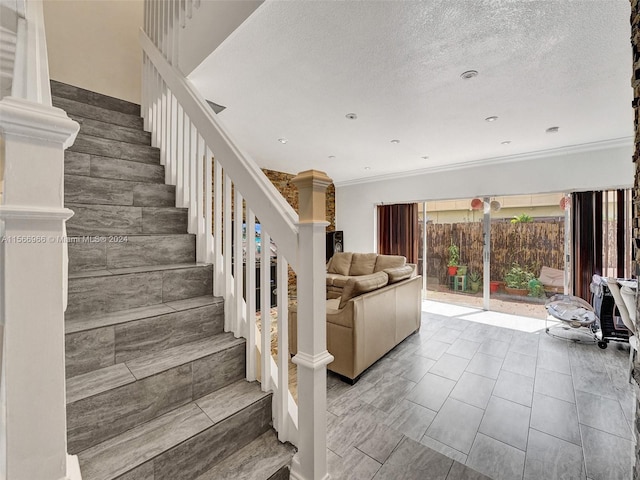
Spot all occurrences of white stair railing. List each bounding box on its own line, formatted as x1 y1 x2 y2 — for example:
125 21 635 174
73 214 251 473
141 2 333 479
0 1 81 479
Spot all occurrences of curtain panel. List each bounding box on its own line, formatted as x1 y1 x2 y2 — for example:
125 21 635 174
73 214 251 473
377 203 419 264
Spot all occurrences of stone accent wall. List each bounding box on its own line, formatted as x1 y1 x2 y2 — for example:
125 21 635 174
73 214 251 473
631 1 640 478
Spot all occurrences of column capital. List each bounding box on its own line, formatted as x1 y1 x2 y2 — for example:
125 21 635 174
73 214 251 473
291 170 332 223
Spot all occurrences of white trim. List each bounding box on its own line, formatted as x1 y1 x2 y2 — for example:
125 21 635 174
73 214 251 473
0 206 74 221
335 137 634 187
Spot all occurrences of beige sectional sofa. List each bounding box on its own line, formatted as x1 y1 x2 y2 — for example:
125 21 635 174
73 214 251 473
290 252 422 382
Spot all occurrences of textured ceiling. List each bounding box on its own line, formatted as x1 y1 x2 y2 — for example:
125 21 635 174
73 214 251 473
189 0 633 184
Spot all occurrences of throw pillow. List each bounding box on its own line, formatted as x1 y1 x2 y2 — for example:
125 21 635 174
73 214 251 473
339 271 389 309
328 252 353 276
349 253 378 276
374 254 406 272
384 265 414 284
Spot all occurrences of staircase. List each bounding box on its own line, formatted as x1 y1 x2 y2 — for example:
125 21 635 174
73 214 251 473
55 80 295 480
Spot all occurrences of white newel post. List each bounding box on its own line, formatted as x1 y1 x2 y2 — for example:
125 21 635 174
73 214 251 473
0 97 80 480
290 170 333 480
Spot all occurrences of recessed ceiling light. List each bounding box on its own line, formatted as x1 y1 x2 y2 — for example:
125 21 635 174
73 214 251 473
390 139 400 144
546 126 559 133
328 155 336 159
460 70 479 79
501 140 511 145
278 138 288 144
485 116 498 122
421 156 429 160
364 166 371 170
345 113 358 120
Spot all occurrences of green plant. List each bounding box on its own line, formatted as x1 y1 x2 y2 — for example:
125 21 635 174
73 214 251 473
504 263 535 289
528 278 546 298
511 213 533 224
468 271 481 283
447 244 459 267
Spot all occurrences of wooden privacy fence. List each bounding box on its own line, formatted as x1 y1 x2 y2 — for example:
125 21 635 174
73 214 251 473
426 221 565 285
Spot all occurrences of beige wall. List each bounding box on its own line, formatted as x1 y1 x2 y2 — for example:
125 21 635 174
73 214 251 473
43 0 143 104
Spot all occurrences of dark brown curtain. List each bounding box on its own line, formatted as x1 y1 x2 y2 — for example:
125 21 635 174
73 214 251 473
377 203 419 264
572 191 603 301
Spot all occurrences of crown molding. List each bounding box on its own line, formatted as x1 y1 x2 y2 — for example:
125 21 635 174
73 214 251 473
334 137 634 188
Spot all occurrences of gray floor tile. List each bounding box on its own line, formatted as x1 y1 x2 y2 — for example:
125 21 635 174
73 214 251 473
416 339 452 361
537 345 572 375
327 403 380 457
399 355 436 383
523 428 585 480
575 390 632 440
493 370 534 407
384 399 436 442
359 375 416 413
465 352 503 380
430 354 470 381
477 338 510 359
502 351 537 378
406 373 456 411
435 327 463 344
355 423 403 464
534 367 575 403
530 392 581 446
446 338 481 360
581 424 634 480
508 337 539 358
571 364 619 400
466 433 525 480
446 462 492 480
420 434 467 464
425 398 484 454
328 447 381 480
372 436 454 480
479 396 530 451
450 372 495 409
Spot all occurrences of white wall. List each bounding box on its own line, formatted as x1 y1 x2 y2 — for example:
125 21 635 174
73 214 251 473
179 0 262 76
336 143 634 253
43 0 143 104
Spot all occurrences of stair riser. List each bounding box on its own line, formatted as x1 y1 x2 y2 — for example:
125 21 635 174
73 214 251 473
69 234 194 273
65 151 165 184
66 303 224 377
53 96 142 130
71 115 151 145
65 174 175 208
70 135 160 165
66 266 213 320
154 396 272 480
67 344 246 454
268 466 292 480
66 204 188 236
51 80 140 116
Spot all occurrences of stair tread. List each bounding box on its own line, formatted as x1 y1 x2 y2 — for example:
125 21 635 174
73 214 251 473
53 95 142 130
68 262 209 279
195 430 295 480
69 133 160 165
51 80 141 116
67 363 135 404
126 333 244 380
195 378 271 425
65 295 220 334
78 381 268 480
70 114 151 145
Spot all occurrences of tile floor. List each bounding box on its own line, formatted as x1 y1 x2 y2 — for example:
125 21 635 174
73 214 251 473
325 300 636 480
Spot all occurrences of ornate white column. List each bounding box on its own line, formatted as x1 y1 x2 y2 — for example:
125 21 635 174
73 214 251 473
0 97 80 480
290 170 333 480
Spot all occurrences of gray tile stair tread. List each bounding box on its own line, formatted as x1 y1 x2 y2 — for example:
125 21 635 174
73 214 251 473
126 334 244 380
70 115 151 145
78 403 213 480
67 363 135 404
53 96 142 130
69 134 159 165
65 295 221 334
196 379 270 424
68 262 209 279
194 430 295 480
51 80 141 116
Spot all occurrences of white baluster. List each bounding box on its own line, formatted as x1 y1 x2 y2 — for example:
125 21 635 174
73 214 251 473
224 173 233 331
182 112 190 207
160 83 168 174
179 0 186 28
170 91 178 185
276 254 289 440
188 123 197 233
214 158 223 297
261 230 272 392
186 0 193 19
246 211 257 382
234 190 244 336
175 102 184 206
205 146 213 263
196 134 205 262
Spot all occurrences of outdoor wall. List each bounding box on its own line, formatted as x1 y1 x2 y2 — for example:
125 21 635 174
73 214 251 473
336 143 633 253
43 0 143 104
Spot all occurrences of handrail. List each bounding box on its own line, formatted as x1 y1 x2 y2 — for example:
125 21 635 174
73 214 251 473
139 30 299 269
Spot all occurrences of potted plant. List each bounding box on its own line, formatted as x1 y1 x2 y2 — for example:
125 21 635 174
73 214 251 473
528 278 546 298
503 263 535 296
447 244 459 276
468 271 481 293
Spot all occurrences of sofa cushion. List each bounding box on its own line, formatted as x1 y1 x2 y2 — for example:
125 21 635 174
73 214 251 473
339 271 389 309
328 252 353 276
384 265 414 284
350 253 378 276
374 254 406 272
